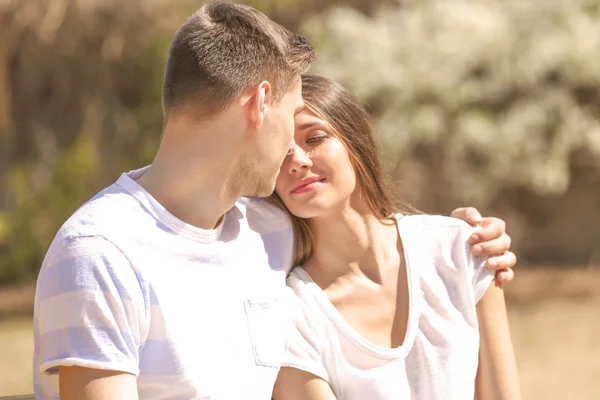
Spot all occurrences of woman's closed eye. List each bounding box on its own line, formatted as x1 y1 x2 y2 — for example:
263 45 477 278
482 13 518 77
306 133 328 144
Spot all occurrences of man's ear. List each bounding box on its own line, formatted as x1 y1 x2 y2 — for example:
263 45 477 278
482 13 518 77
243 81 271 130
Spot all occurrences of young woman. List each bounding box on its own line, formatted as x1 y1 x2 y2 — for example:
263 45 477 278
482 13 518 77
271 75 520 399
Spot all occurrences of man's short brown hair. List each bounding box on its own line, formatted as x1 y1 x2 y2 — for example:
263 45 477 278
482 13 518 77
162 1 315 118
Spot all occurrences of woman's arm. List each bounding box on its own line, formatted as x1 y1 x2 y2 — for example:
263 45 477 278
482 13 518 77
273 367 337 400
475 281 521 400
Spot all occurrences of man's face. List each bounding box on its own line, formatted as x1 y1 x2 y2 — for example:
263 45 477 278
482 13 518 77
248 79 304 197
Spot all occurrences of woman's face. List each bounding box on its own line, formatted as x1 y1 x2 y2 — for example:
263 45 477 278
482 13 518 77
275 109 357 219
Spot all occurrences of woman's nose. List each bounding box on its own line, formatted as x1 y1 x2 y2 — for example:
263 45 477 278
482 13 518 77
288 145 313 174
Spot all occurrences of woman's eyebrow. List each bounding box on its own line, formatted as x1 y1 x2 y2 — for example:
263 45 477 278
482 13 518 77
295 121 324 131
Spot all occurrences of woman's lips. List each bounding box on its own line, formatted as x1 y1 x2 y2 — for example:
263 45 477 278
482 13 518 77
290 176 326 194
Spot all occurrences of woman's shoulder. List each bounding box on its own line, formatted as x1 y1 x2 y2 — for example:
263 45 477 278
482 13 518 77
396 213 479 246
285 268 335 325
397 213 478 232
284 269 335 351
396 213 482 270
398 214 492 298
286 267 317 301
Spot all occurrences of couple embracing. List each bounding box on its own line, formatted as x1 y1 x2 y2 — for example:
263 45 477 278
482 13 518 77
33 2 520 399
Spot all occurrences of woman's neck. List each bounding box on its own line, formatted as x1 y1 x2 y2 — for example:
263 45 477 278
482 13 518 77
304 203 399 287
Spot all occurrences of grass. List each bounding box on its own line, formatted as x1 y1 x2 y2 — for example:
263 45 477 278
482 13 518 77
1 268 599 398
0 318 34 396
509 297 600 399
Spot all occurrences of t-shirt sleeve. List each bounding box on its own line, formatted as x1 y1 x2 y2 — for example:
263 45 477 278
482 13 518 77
34 235 148 376
281 288 329 382
243 198 295 274
460 224 495 304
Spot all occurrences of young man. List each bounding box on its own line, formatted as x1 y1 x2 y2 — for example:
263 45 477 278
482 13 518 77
33 3 516 399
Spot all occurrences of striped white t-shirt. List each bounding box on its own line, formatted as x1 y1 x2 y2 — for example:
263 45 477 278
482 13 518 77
33 167 294 399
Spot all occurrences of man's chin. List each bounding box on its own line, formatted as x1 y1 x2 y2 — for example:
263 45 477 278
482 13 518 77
243 180 277 198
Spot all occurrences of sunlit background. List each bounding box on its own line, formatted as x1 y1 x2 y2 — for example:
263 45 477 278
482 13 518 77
1 0 599 398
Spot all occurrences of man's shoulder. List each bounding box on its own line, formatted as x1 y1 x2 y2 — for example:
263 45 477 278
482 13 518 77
57 182 147 242
235 197 292 233
234 197 294 273
235 196 287 217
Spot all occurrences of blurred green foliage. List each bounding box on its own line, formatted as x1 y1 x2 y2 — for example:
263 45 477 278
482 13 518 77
0 0 172 284
303 0 600 265
0 0 599 285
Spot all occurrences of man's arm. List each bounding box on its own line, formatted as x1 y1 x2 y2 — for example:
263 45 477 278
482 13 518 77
35 236 146 399
273 367 337 400
451 207 516 285
475 282 521 400
59 367 138 400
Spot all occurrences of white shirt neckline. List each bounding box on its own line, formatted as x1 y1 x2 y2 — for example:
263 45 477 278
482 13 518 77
116 166 227 244
293 214 421 361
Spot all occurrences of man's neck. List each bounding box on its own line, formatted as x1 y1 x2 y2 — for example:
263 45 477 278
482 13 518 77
136 117 245 230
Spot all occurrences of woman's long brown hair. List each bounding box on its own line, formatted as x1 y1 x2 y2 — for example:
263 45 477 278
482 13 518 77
271 74 416 266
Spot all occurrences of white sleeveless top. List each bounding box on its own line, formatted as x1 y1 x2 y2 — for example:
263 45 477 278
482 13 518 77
282 214 494 400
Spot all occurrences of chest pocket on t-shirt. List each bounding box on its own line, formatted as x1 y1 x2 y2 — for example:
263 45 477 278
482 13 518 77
244 296 287 368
